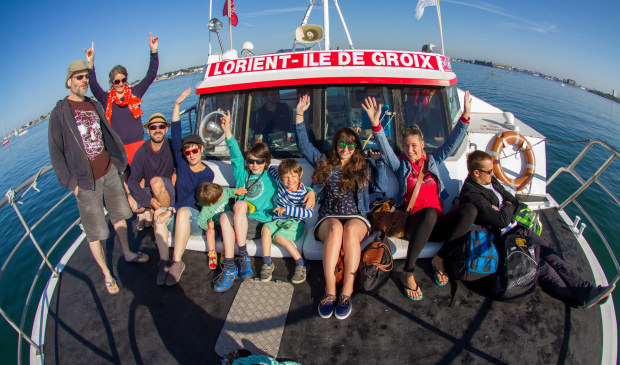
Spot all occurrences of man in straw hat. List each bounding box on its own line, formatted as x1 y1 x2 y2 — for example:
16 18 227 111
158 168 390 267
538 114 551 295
127 112 176 231
48 59 150 295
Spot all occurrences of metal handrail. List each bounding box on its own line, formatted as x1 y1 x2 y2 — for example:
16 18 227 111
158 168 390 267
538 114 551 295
546 138 620 282
0 166 80 364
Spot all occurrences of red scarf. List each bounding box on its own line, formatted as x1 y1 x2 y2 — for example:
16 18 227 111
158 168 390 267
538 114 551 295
105 85 143 124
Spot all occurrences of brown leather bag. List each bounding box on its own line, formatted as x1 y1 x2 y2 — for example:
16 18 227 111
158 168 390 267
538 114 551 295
371 160 426 238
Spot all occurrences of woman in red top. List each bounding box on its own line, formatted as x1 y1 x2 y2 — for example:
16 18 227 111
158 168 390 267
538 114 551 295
363 91 477 301
85 33 159 164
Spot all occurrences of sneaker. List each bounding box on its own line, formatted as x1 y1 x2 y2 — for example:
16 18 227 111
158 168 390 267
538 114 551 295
334 294 352 320
214 266 238 292
156 260 170 286
165 261 185 286
260 263 275 282
208 252 218 270
291 265 307 284
237 256 253 278
318 293 337 319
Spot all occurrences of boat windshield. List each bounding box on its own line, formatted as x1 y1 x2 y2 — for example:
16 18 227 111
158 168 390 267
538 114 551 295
198 85 455 158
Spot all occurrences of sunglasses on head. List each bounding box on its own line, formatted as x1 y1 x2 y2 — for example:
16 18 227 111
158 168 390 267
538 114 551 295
247 158 266 165
74 74 90 81
113 77 127 85
402 127 421 136
183 148 200 156
148 124 167 131
337 141 356 150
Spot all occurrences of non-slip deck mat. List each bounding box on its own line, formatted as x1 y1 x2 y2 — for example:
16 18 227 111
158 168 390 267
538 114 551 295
215 279 294 358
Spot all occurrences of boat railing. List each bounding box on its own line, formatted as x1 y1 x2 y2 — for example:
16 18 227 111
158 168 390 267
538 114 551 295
0 166 82 365
546 138 620 285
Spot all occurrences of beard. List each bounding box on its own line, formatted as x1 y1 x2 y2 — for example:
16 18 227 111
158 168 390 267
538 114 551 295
150 133 166 143
71 83 88 98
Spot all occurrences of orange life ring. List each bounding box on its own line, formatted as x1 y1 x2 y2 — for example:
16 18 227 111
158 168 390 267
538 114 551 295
488 131 535 191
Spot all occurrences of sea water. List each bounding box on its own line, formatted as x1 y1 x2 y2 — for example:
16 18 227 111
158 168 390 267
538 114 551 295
0 63 619 360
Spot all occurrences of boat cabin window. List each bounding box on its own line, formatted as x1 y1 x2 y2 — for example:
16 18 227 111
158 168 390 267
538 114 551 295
198 86 454 159
401 87 450 151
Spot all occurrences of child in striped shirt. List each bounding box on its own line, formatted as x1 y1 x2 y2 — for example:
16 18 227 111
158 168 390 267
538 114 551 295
260 159 314 284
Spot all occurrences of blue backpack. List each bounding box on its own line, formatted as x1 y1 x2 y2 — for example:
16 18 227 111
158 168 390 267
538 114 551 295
448 226 498 281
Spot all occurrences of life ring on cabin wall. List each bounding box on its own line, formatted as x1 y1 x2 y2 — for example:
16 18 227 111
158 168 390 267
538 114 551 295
488 131 535 191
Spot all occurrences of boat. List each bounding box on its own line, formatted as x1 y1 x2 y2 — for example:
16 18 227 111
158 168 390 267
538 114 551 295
1 1 618 364
18 129 28 136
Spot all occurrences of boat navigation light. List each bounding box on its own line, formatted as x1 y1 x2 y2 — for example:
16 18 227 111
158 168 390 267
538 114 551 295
241 41 255 56
208 18 225 54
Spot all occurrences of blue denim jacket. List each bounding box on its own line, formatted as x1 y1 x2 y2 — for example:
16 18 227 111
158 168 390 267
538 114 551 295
295 122 386 217
371 118 469 206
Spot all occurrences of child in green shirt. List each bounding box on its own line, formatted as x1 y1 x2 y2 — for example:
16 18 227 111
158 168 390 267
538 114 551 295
196 183 246 269
214 110 278 292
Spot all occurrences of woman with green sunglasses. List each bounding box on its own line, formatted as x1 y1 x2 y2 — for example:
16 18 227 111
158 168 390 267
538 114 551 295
295 94 386 320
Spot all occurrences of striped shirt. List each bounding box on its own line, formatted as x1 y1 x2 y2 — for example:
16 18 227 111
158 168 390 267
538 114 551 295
268 166 313 222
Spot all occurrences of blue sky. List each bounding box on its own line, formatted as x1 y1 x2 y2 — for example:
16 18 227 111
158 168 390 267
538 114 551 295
1 0 619 131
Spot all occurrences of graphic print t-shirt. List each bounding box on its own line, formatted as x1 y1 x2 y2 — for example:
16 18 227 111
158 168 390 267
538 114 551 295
68 100 111 179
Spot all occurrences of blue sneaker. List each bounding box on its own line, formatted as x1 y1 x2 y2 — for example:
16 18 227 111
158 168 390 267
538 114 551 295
214 266 238 292
334 295 352 320
237 255 253 278
318 293 337 319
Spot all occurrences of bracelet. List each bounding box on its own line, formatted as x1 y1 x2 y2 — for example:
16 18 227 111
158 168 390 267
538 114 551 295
296 113 304 116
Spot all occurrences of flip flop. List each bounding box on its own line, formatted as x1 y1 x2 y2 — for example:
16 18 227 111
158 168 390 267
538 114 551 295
400 273 423 301
127 251 150 264
432 264 449 286
105 278 119 295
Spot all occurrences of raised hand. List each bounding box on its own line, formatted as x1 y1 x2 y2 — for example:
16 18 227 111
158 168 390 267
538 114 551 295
175 88 191 105
462 90 472 119
220 110 232 138
295 94 311 123
149 32 159 53
368 149 381 160
361 96 382 128
85 42 94 68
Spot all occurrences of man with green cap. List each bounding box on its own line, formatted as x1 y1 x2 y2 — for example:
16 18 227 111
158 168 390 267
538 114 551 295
126 112 176 230
48 59 150 295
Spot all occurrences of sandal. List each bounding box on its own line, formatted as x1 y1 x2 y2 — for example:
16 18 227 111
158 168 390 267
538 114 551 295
105 278 119 295
400 273 423 301
127 251 150 264
208 251 218 270
432 264 449 286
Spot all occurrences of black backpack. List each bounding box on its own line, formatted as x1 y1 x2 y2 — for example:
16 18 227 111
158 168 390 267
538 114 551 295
492 227 540 303
448 226 498 282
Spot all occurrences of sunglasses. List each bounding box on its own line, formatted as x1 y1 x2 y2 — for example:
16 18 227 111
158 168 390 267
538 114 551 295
337 141 356 150
183 148 200 156
113 77 127 85
74 74 90 81
148 124 167 131
477 168 493 175
247 158 266 165
402 127 422 136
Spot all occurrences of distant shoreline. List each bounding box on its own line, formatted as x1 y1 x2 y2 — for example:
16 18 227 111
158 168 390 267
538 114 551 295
453 59 620 105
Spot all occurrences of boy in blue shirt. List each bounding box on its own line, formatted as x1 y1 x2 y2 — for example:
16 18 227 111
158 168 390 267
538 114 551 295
260 159 314 284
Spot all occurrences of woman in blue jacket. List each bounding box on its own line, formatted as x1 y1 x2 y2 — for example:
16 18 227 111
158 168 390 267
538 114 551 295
296 95 385 320
362 91 476 301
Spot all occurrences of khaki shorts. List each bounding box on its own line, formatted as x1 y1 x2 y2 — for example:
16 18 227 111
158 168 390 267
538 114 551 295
76 164 132 242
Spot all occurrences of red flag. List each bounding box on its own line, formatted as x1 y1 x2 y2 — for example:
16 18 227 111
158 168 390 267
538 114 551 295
223 0 238 27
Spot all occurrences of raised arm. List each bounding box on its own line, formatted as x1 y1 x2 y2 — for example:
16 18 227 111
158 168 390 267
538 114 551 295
363 96 400 172
85 42 107 104
220 110 249 183
431 90 471 163
294 94 324 166
171 88 192 160
132 33 159 97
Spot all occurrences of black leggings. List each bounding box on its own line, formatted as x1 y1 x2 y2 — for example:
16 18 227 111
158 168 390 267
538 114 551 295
403 203 477 273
